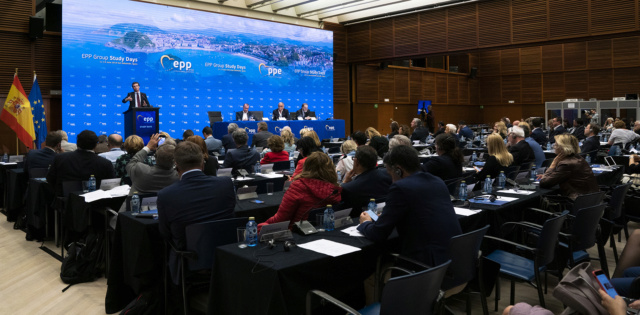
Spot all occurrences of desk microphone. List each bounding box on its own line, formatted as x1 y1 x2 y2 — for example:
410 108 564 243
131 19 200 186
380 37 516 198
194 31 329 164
293 189 339 235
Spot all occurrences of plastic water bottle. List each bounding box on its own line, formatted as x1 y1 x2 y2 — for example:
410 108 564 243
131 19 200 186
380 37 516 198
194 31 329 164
458 181 468 201
323 205 335 231
88 175 96 192
498 171 506 190
530 167 536 182
546 142 552 151
471 151 477 163
220 146 225 156
290 159 295 173
586 154 591 165
245 217 258 247
2 153 7 163
254 161 261 174
367 198 376 213
483 176 492 194
337 171 342 184
603 134 608 142
130 192 141 213
322 146 327 154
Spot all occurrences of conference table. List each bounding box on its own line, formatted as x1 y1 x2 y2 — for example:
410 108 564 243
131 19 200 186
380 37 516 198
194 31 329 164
212 119 346 146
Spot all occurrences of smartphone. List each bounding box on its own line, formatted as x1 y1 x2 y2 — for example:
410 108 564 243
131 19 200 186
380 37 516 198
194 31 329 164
158 138 165 146
365 210 379 221
250 200 265 204
593 269 618 298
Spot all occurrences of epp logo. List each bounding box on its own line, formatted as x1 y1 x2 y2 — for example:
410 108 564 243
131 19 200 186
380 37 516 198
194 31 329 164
161 54 192 72
258 63 282 76
303 126 314 131
244 127 256 134
137 115 154 123
325 125 335 131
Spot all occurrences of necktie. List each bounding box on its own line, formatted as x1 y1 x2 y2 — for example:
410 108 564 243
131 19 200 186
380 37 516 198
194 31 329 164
136 93 141 107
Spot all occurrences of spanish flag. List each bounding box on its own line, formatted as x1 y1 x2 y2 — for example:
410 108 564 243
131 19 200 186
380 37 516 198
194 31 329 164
0 74 35 149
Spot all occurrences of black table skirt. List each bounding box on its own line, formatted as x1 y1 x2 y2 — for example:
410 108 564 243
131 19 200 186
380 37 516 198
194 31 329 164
5 168 27 221
26 179 54 231
0 163 19 210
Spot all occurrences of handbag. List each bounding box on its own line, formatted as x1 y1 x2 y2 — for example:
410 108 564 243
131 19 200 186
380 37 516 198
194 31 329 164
552 262 609 315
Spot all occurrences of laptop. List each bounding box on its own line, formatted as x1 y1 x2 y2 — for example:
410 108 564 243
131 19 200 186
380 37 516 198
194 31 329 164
100 178 121 191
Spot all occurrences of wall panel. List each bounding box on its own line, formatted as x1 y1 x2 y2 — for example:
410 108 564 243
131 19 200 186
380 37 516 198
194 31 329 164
564 71 589 99
419 10 447 54
548 0 589 39
435 73 448 104
511 0 548 43
477 0 511 47
447 4 478 51
422 72 437 101
409 71 423 104
501 75 521 103
520 46 541 74
356 65 378 103
563 42 587 71
370 19 394 60
479 76 501 104
447 76 458 104
521 74 542 104
588 69 613 101
378 68 395 102
612 37 640 68
500 48 520 75
394 69 409 103
613 67 640 96
542 72 565 101
590 0 638 35
393 15 419 57
587 39 612 69
478 50 501 76
347 23 370 61
541 44 564 72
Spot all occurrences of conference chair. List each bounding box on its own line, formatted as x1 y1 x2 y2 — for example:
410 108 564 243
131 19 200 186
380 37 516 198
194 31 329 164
28 167 48 179
272 160 290 172
441 225 490 315
600 183 632 263
166 217 248 315
485 211 568 309
305 260 451 315
624 194 640 240
57 180 83 258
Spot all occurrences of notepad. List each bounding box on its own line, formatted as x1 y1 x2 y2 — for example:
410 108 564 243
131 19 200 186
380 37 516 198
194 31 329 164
298 239 361 257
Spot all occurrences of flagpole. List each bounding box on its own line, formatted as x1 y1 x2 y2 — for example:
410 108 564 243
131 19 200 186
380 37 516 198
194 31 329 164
15 68 18 155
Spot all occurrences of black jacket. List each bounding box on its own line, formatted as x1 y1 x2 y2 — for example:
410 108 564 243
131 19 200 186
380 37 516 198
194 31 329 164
509 140 536 167
122 92 150 108
272 109 289 120
341 168 392 214
531 128 547 147
411 127 430 143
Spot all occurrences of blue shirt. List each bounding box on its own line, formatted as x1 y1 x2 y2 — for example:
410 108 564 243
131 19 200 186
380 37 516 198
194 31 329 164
525 137 545 169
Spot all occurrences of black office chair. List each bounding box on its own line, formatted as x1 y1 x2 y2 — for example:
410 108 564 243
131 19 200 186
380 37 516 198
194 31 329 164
167 217 248 315
306 260 451 315
272 160 290 171
29 167 48 179
58 180 83 257
441 225 490 315
601 183 632 263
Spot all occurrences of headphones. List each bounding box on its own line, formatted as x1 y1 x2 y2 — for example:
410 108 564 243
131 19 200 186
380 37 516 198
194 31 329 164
268 239 296 252
394 167 403 177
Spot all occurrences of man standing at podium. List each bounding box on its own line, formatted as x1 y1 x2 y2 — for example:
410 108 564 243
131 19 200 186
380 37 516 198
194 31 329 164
122 82 150 108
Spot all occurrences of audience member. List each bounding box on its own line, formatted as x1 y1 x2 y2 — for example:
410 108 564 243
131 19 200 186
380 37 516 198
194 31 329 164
530 118 548 147
608 120 640 147
520 123 545 169
23 131 62 177
398 124 411 138
260 135 289 164
58 130 77 152
126 133 178 196
501 116 512 128
410 118 429 143
222 123 238 151
259 152 341 229
335 140 357 176
433 121 446 137
426 105 435 133
222 129 260 175
457 120 474 141
115 135 154 184
98 134 125 164
252 121 274 149
581 123 601 161
388 135 411 151
341 146 391 212
351 131 367 147
493 121 508 139
365 127 389 157
539 134 599 200
358 145 462 266
300 128 322 148
629 154 640 174
47 130 115 196
475 134 513 183
634 121 640 136
280 128 297 154
158 141 235 284
548 117 566 144
603 117 614 131
186 135 219 176
94 134 109 154
389 121 399 138
507 126 535 167
291 136 321 179
571 118 586 140
422 133 463 184
182 129 194 141
202 126 222 154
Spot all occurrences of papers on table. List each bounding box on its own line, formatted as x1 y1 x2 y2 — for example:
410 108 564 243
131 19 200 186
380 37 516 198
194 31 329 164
340 225 364 237
298 239 361 257
253 173 284 178
0 162 17 165
81 185 130 202
592 167 613 172
463 167 476 172
496 189 536 195
454 207 481 217
543 150 555 153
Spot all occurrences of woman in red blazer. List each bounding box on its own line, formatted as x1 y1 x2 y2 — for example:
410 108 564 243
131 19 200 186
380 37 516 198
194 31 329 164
260 135 290 164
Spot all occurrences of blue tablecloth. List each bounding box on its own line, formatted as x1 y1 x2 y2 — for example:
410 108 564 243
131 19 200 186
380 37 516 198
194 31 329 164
213 120 345 146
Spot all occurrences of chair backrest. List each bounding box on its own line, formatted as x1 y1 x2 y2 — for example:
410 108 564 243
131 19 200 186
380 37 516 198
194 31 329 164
541 158 554 168
29 167 48 179
62 180 82 197
272 160 290 171
441 225 489 291
380 260 451 315
252 111 264 121
444 177 463 196
608 183 632 220
570 204 605 252
572 191 606 214
504 165 521 181
514 171 530 185
536 211 568 267
184 217 248 271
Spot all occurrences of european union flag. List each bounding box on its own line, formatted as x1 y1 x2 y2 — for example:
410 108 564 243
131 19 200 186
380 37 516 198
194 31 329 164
29 76 46 149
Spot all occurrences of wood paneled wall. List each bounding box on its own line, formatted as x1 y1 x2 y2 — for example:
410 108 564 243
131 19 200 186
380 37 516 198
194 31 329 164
346 0 640 62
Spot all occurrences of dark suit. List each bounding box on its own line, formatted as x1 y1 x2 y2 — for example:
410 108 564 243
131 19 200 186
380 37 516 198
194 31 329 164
157 170 235 283
357 172 462 266
221 134 236 152
222 145 260 174
122 92 150 108
369 136 389 157
571 125 586 140
46 150 115 196
411 126 430 143
23 147 56 177
548 125 566 144
341 168 392 214
581 135 600 161
531 128 547 147
235 111 255 121
509 140 536 167
252 130 274 148
422 154 463 185
458 126 474 141
295 109 314 119
272 109 289 120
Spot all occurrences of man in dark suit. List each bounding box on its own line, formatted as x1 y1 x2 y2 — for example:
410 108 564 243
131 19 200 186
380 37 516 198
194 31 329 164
341 146 392 214
295 103 313 120
548 117 566 144
357 145 462 267
158 141 235 284
121 81 150 108
571 118 586 140
46 130 115 196
581 123 601 161
410 118 429 143
222 129 260 175
507 126 535 167
457 120 474 147
23 131 62 177
221 123 237 152
272 102 289 120
235 103 254 121
530 118 548 147
251 121 274 148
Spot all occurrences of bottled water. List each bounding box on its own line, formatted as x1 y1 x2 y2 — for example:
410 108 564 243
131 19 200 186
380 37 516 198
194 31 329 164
498 171 506 190
337 171 342 184
88 175 96 192
546 142 552 151
367 198 376 213
220 146 225 156
2 153 7 163
322 146 327 154
245 217 258 247
290 159 295 173
603 134 608 142
130 192 141 213
586 154 591 165
471 151 477 163
483 176 492 194
458 181 467 201
254 162 261 174
323 205 335 231
530 167 536 182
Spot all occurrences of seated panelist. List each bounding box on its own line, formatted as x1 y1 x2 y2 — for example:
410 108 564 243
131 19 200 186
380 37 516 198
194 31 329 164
272 102 289 120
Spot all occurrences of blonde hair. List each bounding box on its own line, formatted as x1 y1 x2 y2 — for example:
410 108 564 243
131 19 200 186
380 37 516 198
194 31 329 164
554 134 580 156
124 135 144 154
295 152 338 185
365 127 381 139
486 134 513 167
280 129 295 146
300 129 321 147
494 121 507 137
340 140 357 155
